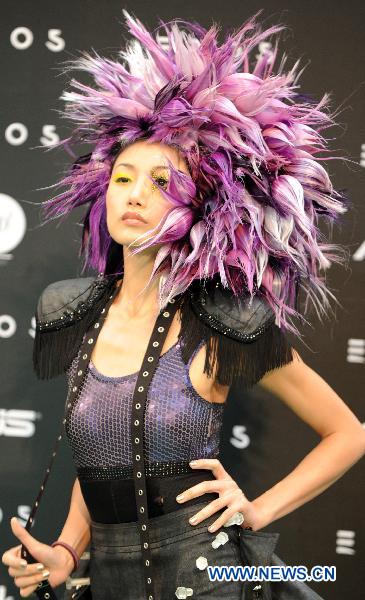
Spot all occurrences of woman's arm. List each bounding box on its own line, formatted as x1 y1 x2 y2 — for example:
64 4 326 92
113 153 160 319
253 349 365 529
53 478 91 570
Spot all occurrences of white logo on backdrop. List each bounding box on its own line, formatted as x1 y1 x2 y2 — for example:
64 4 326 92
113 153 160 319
360 143 365 168
0 194 26 260
0 585 15 600
230 425 251 449
17 505 31 526
346 339 365 364
0 505 31 527
0 409 41 438
352 240 365 261
0 316 16 339
10 27 65 51
5 123 60 147
336 530 356 555
29 315 36 339
4 123 28 146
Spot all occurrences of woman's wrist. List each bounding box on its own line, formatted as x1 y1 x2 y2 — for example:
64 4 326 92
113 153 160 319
51 541 80 573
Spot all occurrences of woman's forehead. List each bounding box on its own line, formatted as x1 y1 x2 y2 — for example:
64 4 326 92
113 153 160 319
114 140 188 170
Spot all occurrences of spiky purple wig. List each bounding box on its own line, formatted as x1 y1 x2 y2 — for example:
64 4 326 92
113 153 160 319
40 8 350 337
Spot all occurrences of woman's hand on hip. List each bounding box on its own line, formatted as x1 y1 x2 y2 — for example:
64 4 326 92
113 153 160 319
176 458 265 532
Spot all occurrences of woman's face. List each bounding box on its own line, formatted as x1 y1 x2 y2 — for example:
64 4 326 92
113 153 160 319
106 139 190 248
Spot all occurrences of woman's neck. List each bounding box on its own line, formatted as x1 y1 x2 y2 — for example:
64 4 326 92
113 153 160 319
110 244 168 318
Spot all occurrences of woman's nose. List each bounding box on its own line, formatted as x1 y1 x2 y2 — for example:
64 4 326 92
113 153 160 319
128 176 150 203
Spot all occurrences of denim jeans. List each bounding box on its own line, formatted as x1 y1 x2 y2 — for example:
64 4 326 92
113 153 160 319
89 500 324 600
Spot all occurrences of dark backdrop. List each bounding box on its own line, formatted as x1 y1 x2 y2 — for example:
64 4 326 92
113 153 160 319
1 1 364 598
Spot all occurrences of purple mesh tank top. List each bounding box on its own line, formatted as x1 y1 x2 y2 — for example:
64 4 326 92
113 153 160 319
65 339 225 476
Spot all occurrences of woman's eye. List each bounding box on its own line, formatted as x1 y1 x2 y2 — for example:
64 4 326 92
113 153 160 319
154 177 168 188
115 176 130 183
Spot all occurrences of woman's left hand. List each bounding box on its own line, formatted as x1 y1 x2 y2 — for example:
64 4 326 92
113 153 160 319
176 459 264 532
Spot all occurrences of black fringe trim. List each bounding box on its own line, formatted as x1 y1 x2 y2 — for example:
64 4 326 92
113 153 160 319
33 277 118 380
178 292 294 390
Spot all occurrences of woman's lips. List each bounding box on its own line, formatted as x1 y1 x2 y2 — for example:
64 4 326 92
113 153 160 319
122 217 146 225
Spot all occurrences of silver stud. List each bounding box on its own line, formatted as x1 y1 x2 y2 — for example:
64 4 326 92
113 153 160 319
94 322 100 328
163 311 170 317
88 338 94 344
152 341 159 347
63 418 66 424
147 578 151 584
149 595 153 599
135 402 141 409
158 326 164 333
138 387 144 392
77 370 83 376
58 435 62 441
135 454 141 460
140 507 145 513
142 524 147 531
72 386 77 392
137 472 142 478
142 371 149 377
67 403 71 408
134 419 139 426
147 356 154 362
144 542 149 549
135 437 140 444
101 308 106 314
196 556 208 570
170 299 175 304
145 559 149 566
138 489 143 495
82 354 88 359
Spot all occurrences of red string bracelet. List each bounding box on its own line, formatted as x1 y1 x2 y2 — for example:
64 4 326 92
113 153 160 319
51 541 80 572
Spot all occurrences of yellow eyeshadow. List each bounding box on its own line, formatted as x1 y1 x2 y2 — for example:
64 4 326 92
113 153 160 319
114 172 132 181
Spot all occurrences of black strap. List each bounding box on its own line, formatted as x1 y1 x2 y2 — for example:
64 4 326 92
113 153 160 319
21 278 180 600
21 281 121 599
130 299 179 600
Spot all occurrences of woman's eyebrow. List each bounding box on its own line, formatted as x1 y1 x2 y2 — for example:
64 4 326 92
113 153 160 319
114 162 171 170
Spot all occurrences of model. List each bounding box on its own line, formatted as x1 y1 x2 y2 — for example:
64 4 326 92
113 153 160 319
3 8 365 600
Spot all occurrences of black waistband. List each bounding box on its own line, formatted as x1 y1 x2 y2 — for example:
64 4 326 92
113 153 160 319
77 460 194 481
79 469 219 523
